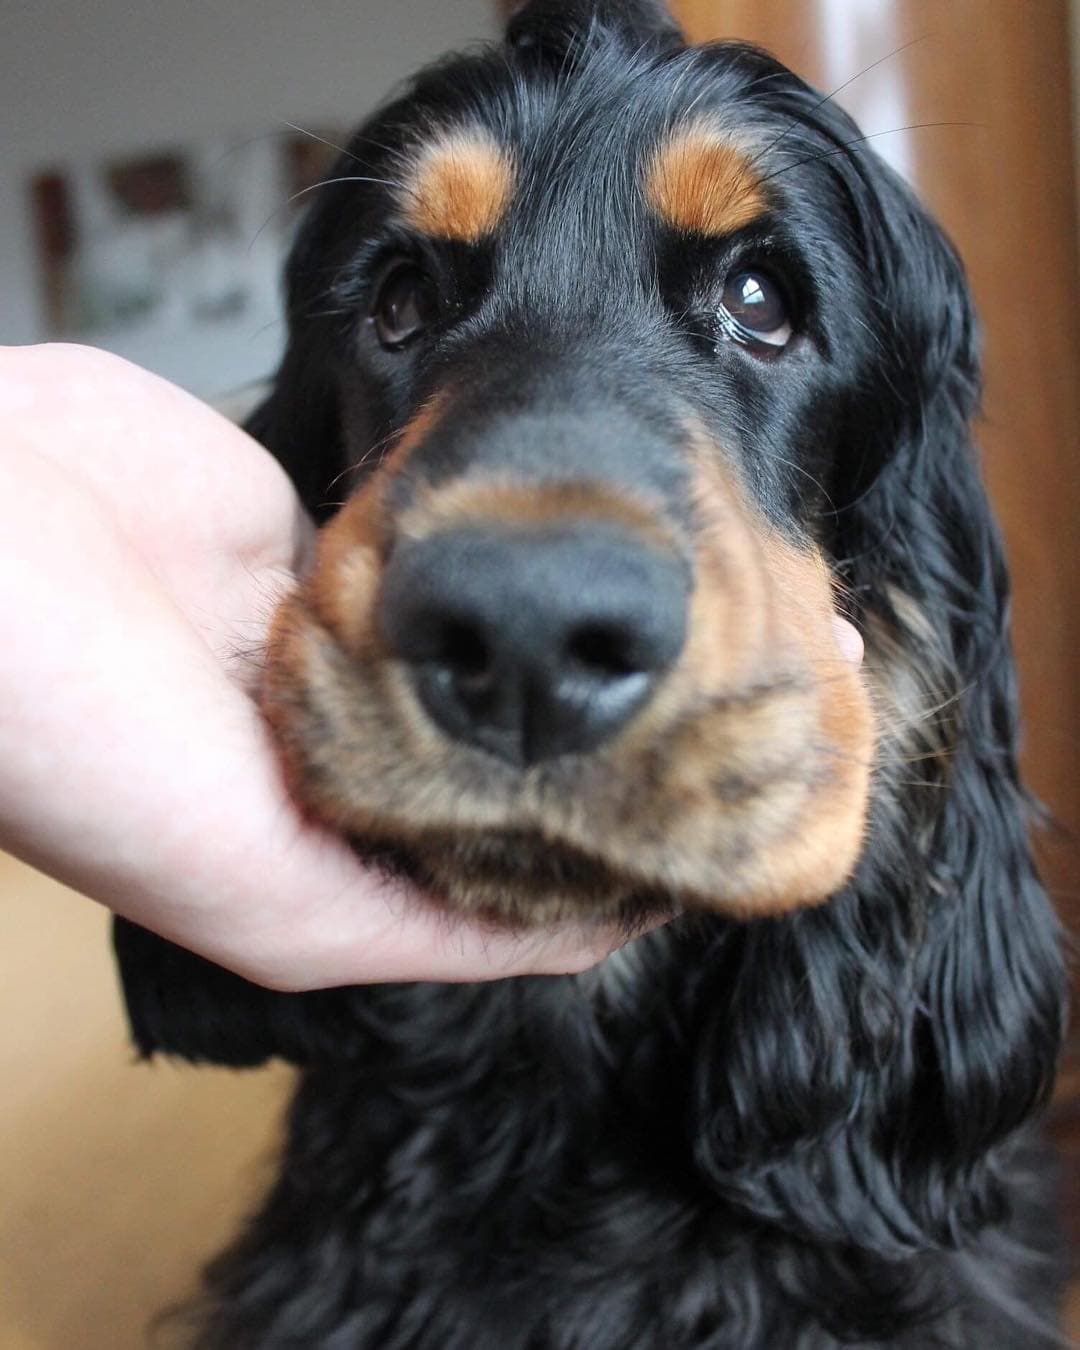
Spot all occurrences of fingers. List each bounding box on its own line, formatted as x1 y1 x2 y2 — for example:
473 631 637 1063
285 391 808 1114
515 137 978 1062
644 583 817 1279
0 342 305 573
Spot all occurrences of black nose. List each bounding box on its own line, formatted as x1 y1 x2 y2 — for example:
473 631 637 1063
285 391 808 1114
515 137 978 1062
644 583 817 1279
378 525 689 766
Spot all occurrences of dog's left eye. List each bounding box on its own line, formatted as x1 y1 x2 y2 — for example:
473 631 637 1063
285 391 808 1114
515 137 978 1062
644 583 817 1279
718 271 792 351
371 262 440 350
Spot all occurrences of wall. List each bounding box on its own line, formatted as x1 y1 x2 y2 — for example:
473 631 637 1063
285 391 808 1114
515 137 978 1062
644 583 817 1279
0 0 494 392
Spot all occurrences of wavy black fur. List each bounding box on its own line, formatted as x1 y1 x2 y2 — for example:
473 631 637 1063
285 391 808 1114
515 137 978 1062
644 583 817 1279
114 3 1067 1345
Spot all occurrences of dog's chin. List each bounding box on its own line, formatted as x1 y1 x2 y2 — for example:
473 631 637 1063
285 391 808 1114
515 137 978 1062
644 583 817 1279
348 827 676 929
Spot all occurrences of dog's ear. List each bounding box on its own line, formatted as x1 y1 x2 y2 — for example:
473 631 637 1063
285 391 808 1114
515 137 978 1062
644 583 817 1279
243 181 355 522
504 0 683 56
112 917 368 1067
244 334 341 524
683 88 1065 1334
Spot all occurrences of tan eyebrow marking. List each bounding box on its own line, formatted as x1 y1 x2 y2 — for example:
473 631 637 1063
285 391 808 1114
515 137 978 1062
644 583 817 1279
646 125 768 236
401 131 516 243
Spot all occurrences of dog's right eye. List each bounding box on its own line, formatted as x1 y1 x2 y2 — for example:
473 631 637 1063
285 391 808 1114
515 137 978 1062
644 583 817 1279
371 262 439 350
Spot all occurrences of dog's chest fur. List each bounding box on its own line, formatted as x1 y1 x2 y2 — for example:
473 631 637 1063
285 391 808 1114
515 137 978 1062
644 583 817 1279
194 937 1059 1350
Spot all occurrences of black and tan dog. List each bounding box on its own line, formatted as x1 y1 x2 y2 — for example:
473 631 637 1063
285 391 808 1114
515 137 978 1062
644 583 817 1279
115 2 1067 1345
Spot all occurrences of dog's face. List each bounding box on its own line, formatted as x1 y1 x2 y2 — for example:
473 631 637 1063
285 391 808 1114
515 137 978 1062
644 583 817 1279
261 7 896 927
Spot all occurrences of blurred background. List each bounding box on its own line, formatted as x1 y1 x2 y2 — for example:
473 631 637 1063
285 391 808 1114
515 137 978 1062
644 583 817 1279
2 2 1078 1345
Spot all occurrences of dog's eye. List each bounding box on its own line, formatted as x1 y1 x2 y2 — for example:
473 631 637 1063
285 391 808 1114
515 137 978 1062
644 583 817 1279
717 271 792 351
371 263 439 350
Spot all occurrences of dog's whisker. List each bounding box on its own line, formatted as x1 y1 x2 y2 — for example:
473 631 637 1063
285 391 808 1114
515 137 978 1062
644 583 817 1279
758 121 981 186
273 118 360 165
247 174 403 254
746 33 933 174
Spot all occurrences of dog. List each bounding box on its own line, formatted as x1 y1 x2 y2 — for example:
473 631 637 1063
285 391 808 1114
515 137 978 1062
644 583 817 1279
114 2 1068 1344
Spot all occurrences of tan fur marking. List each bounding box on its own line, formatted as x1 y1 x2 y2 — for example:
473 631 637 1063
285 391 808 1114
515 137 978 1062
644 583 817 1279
403 132 515 242
398 478 679 555
304 395 448 644
646 125 768 236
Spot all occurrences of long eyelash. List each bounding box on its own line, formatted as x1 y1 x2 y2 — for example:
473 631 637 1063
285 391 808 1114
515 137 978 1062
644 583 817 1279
712 306 788 352
713 306 760 348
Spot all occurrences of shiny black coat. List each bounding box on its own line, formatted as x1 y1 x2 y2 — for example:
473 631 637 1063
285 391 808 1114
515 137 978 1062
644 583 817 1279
115 3 1066 1345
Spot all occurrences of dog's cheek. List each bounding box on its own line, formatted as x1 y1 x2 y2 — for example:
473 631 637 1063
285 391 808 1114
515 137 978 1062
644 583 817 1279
523 554 873 916
261 477 413 823
769 660 874 911
666 661 872 914
738 537 875 910
261 596 369 828
262 599 430 832
573 688 816 897
632 442 874 912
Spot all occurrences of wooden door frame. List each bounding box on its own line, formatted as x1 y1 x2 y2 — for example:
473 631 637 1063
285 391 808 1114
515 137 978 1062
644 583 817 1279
490 0 1080 1051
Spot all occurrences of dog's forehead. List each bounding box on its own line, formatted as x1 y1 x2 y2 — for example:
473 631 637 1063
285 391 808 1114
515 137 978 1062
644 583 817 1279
390 50 776 247
396 120 769 245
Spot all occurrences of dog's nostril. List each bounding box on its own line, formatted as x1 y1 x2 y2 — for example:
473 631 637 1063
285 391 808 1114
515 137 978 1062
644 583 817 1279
437 620 492 681
565 623 640 680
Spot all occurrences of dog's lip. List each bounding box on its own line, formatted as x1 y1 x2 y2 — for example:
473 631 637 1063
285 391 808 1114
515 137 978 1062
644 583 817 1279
344 826 680 927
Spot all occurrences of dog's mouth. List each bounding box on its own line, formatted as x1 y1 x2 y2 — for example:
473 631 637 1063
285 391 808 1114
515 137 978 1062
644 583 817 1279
262 419 875 927
346 827 678 929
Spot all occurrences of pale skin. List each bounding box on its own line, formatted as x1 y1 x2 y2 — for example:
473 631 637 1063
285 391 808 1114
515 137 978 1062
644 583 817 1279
0 344 862 992
0 343 633 990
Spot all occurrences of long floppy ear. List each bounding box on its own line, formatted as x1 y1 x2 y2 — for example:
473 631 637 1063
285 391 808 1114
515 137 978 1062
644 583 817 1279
244 336 341 524
684 84 1066 1333
504 0 683 55
112 917 374 1067
242 169 360 522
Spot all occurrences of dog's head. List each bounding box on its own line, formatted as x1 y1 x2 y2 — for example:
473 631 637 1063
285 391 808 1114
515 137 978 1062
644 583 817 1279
254 0 901 927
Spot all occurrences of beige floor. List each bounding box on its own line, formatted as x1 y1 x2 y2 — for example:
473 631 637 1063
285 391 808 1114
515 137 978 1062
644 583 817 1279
0 854 293 1349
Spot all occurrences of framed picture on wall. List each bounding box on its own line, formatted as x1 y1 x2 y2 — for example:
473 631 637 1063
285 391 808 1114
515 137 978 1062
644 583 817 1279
27 127 344 398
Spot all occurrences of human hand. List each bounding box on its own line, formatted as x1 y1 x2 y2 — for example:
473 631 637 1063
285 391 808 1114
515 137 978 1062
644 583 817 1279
0 344 623 989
